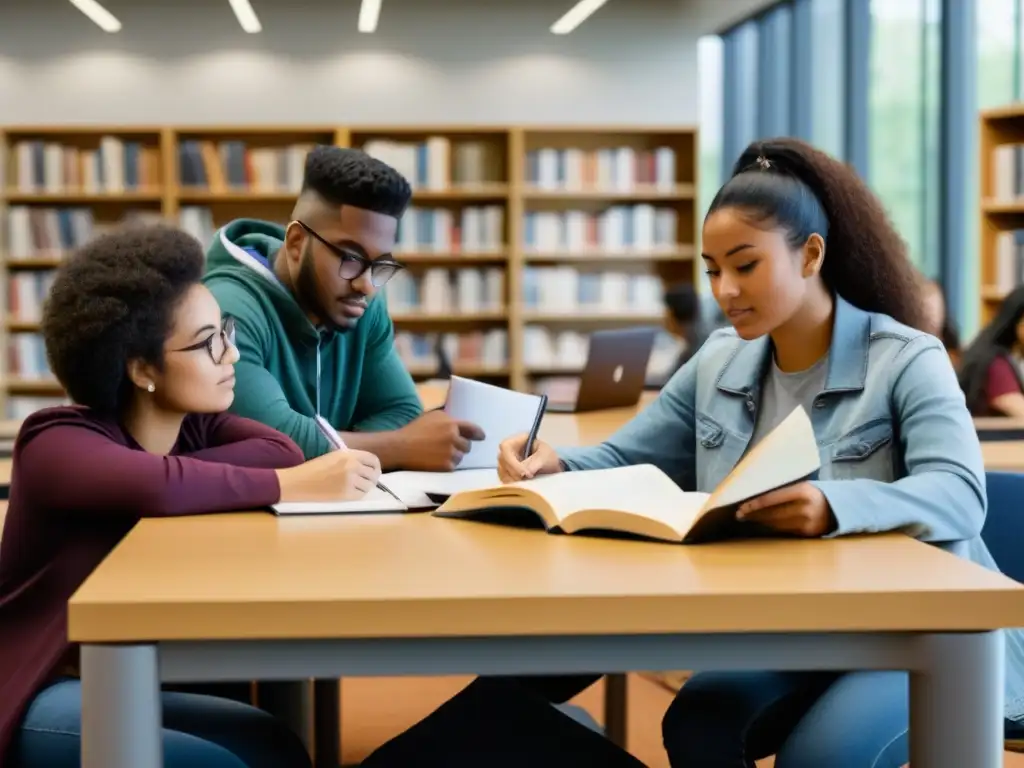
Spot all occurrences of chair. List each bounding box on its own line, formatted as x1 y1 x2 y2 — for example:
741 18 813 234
980 471 1024 751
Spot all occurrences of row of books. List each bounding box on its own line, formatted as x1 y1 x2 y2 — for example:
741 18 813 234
7 137 162 193
8 272 56 323
523 206 679 254
992 144 1024 201
8 333 51 381
386 268 505 316
5 206 163 259
394 330 508 372
521 267 664 316
994 230 1024 292
524 146 677 191
178 141 312 192
361 138 503 190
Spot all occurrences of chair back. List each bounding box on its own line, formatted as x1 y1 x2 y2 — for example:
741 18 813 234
982 471 1024 585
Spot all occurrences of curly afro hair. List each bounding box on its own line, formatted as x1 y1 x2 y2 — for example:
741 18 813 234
709 137 926 331
42 224 205 415
301 145 412 218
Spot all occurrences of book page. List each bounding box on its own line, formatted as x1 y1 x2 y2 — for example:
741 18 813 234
380 468 501 508
706 406 821 511
271 485 406 516
512 464 708 532
444 376 545 470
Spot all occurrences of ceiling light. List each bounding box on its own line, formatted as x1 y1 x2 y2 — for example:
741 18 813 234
359 0 382 33
551 0 609 34
228 0 262 33
68 0 121 32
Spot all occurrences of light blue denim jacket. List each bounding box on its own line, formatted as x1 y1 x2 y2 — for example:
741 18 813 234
558 296 1024 719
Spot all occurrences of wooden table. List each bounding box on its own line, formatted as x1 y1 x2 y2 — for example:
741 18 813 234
975 417 1024 442
70 512 1024 768
982 441 1024 472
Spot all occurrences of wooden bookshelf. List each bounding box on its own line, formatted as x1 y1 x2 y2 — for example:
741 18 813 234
1 124 698 415
979 104 1024 325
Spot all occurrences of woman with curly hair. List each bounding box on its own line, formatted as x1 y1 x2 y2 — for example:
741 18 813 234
480 137 1024 767
0 225 382 768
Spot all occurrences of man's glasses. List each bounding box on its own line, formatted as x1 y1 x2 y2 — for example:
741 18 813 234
171 316 236 365
296 220 405 288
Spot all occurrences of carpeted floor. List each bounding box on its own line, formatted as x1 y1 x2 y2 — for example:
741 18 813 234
339 674 1024 767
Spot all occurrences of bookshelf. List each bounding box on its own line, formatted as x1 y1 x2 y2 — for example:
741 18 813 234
979 104 1024 326
1 124 698 416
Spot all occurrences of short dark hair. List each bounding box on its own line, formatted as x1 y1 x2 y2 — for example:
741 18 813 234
301 145 412 218
708 137 926 331
664 283 700 323
43 224 205 415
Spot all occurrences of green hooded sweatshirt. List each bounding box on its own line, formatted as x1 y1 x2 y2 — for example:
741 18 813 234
203 219 423 459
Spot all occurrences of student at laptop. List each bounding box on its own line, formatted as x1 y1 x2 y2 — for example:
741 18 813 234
204 146 484 470
0 226 380 768
484 138 1024 766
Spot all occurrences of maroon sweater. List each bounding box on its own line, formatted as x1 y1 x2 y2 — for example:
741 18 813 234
0 406 305 760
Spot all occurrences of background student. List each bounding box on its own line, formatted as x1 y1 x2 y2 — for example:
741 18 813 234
959 285 1024 417
0 225 379 768
203 146 484 471
489 138 1024 767
920 276 962 367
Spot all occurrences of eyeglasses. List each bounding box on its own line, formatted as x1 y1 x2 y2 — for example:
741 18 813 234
171 316 236 365
296 220 405 288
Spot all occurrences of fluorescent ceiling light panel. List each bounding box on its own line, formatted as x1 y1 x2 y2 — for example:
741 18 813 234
228 0 262 33
359 0 382 33
68 0 122 32
551 0 609 34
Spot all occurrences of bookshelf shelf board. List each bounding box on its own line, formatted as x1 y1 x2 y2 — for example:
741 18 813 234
7 321 40 332
177 189 299 203
521 184 695 201
406 364 510 377
391 312 507 323
521 313 665 324
981 198 1024 216
6 378 63 394
396 252 508 263
4 258 64 269
523 248 694 263
409 185 510 201
5 190 163 204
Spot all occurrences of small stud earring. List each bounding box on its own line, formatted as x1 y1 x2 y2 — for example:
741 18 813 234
147 383 155 393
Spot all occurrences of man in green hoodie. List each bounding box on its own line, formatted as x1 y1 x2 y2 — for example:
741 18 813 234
203 145 484 468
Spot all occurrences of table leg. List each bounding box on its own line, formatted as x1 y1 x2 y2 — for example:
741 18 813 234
314 678 341 767
81 643 162 768
909 631 1004 768
603 673 628 749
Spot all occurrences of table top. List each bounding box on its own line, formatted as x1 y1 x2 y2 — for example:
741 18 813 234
981 441 1024 472
65 382 1024 644
68 511 1024 643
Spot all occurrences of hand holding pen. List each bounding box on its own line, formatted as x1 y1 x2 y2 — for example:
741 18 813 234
313 415 402 502
496 434 562 483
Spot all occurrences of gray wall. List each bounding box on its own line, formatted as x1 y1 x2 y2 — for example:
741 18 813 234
0 0 742 126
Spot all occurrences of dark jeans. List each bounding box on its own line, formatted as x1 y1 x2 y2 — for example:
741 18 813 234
10 678 311 768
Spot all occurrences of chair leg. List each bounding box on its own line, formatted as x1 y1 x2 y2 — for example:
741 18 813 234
603 673 628 749
314 679 341 767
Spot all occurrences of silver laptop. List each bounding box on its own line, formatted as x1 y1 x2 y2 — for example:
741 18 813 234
546 327 659 413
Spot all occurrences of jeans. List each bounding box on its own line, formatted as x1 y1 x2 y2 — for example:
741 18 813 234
662 670 910 768
10 678 312 768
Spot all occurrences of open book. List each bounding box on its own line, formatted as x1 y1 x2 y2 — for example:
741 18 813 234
270 468 501 515
433 406 821 544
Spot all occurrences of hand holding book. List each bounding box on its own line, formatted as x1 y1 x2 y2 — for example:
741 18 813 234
736 482 837 537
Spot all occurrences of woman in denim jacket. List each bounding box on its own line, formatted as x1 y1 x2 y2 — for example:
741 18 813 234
489 138 1024 767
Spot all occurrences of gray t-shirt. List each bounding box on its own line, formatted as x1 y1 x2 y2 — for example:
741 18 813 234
749 353 829 450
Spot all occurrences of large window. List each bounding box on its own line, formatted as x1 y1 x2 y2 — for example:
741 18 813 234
811 0 847 156
868 0 941 277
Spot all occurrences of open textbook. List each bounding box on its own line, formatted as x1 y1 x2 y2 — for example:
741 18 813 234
270 468 501 516
432 406 821 544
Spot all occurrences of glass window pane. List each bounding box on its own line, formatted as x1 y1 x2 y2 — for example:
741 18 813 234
734 21 760 154
757 5 793 139
698 34 724 297
868 0 925 271
979 0 1017 108
811 0 846 155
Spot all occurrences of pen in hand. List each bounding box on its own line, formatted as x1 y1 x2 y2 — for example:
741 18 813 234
314 415 401 502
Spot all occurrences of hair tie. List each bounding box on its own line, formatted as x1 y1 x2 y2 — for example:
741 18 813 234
756 155 771 170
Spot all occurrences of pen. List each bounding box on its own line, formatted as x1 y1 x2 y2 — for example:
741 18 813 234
520 394 548 461
314 415 403 503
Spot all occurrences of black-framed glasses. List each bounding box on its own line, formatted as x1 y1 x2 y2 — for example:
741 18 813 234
171 316 236 365
296 220 405 288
